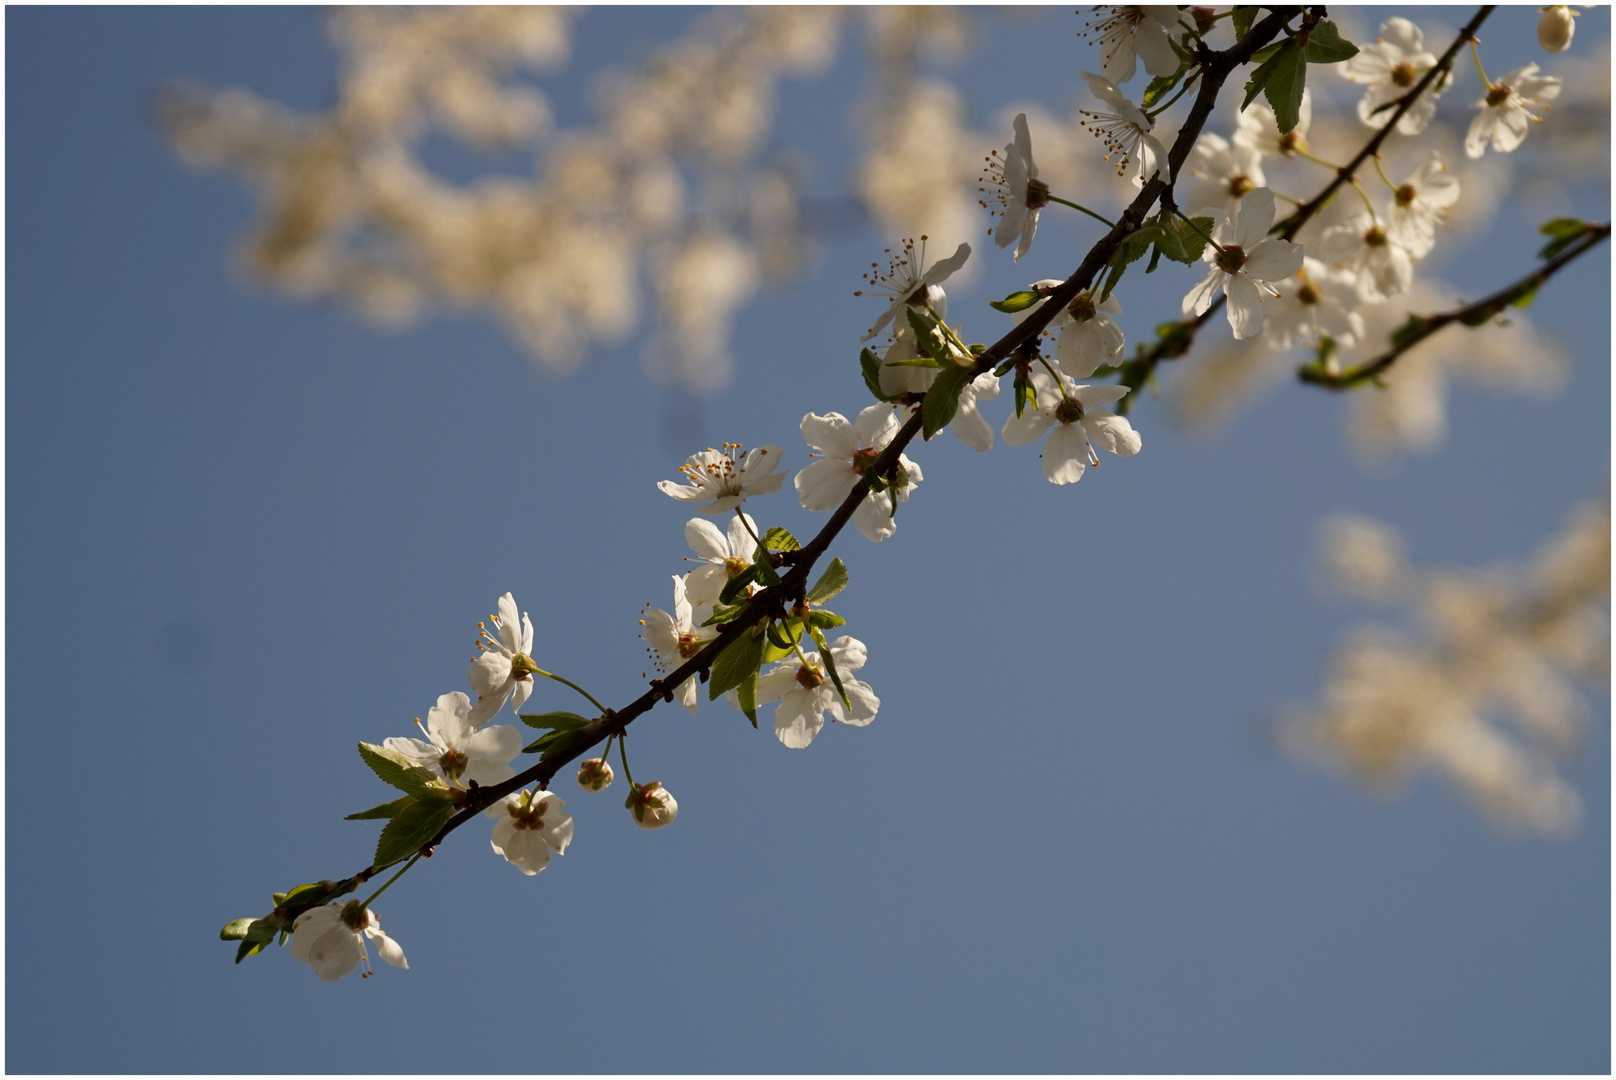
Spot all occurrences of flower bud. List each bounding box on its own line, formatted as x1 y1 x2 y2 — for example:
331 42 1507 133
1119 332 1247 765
577 757 614 792
625 781 678 829
1538 6 1575 52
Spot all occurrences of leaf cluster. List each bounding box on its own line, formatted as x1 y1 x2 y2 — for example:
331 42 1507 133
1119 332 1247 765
1241 18 1357 134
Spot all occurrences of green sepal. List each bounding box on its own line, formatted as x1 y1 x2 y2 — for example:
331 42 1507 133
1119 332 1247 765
345 794 418 820
718 563 761 605
358 742 441 796
807 609 846 630
921 363 973 440
372 793 454 870
1303 21 1358 64
709 623 768 700
235 938 271 964
737 669 759 728
989 289 1041 313
806 556 849 605
519 710 590 731
1014 371 1032 418
1231 5 1258 39
861 348 901 404
806 624 852 713
762 526 799 552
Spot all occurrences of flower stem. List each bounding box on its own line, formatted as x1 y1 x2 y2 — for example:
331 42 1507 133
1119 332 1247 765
1372 155 1397 192
1469 39 1492 87
1296 147 1345 172
616 734 636 788
1350 178 1378 220
734 508 762 545
1037 355 1068 395
533 668 609 715
1046 194 1116 228
360 853 419 909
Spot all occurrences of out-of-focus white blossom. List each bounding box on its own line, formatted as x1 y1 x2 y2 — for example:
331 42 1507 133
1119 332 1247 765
1466 64 1564 158
1262 257 1366 352
1317 214 1415 302
1234 93 1313 159
1079 6 1187 85
1186 133 1267 218
1538 6 1577 53
1386 154 1461 258
1340 18 1448 136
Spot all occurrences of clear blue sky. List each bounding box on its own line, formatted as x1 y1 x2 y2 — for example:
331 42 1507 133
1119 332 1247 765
6 6 1609 1073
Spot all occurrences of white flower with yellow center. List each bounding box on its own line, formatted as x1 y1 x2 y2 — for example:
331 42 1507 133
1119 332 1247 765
795 405 923 543
468 592 540 724
1079 72 1166 186
640 575 718 715
1001 370 1141 486
1017 279 1126 379
1080 6 1187 85
290 901 408 982
1317 213 1414 302
980 113 1048 262
1263 258 1366 352
856 235 971 343
1340 18 1447 136
384 691 522 789
1387 153 1460 259
1465 63 1563 159
1181 188 1305 340
486 788 574 876
656 442 787 515
1234 93 1314 159
1185 133 1267 218
681 513 758 608
756 635 879 749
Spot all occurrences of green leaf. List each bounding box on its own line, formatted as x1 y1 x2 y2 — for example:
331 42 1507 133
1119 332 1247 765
276 881 336 911
737 669 759 728
1140 70 1181 109
1507 283 1538 309
538 729 593 762
1303 20 1358 64
807 624 852 713
701 600 748 627
221 917 257 941
921 363 973 440
357 742 440 796
860 348 900 403
1231 5 1258 40
709 625 768 700
1456 304 1496 327
345 794 418 820
1243 39 1300 113
761 526 799 552
1262 41 1308 133
989 289 1041 313
1014 372 1032 418
751 543 782 586
1389 313 1429 347
992 358 1016 377
1248 41 1285 66
905 306 949 360
718 563 761 605
235 938 271 964
518 710 590 731
806 557 849 605
373 794 454 870
1539 216 1588 239
807 609 846 630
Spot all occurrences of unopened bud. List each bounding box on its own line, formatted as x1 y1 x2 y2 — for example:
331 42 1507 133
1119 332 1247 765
625 781 679 829
577 758 614 792
1537 6 1575 52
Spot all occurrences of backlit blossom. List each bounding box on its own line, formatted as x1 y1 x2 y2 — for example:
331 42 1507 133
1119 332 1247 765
384 690 522 789
1465 63 1563 158
625 780 678 828
1386 154 1460 258
979 113 1047 261
682 513 756 608
577 757 614 792
1262 257 1366 351
883 338 1002 452
1017 279 1126 379
1317 214 1414 302
795 405 923 542
486 788 574 875
640 575 718 714
1233 93 1312 158
1081 6 1186 85
1185 133 1266 218
856 236 971 342
1340 18 1447 136
656 442 787 515
1538 6 1576 53
1181 188 1305 340
1078 72 1166 186
1001 370 1141 485
756 634 879 749
290 901 407 982
468 592 538 724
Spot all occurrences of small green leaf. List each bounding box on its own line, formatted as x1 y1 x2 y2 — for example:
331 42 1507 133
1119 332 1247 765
373 795 454 870
235 938 270 964
518 710 590 731
807 609 846 630
1389 313 1429 348
358 742 440 796
1248 41 1285 65
1140 70 1181 109
709 624 768 700
1303 20 1358 64
737 669 759 728
718 563 761 605
345 794 418 820
1232 5 1258 40
1263 41 1308 133
807 625 852 713
921 363 973 440
1507 283 1538 309
276 881 336 911
1539 216 1588 239
752 543 782 586
1243 38 1299 112
905 306 949 360
701 600 748 627
989 289 1041 313
806 557 849 605
992 358 1016 377
1014 372 1032 418
762 526 799 552
861 348 900 403
221 918 257 941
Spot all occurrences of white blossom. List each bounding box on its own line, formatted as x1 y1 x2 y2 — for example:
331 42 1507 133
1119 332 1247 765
577 757 614 792
1078 71 1166 186
290 902 407 982
1317 213 1414 302
1340 18 1447 136
1181 188 1305 340
756 635 879 749
1018 279 1127 379
979 113 1048 261
626 780 678 829
856 236 971 343
486 788 574 875
384 691 522 789
1386 154 1461 258
1081 6 1186 85
656 443 787 515
1185 133 1266 218
468 592 539 724
682 514 756 608
1233 93 1312 158
795 406 923 542
1001 370 1141 485
1538 6 1576 53
1262 257 1366 352
1466 63 1563 159
640 575 718 714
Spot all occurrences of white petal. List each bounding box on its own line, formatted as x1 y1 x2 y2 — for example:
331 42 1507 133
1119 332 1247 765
795 458 858 511
1235 188 1278 249
799 411 859 459
1226 272 1266 339
773 691 825 749
1182 266 1225 317
1083 409 1142 456
1043 424 1090 485
684 518 728 561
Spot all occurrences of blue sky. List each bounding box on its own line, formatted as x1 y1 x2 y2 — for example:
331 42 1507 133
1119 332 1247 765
6 6 1609 1073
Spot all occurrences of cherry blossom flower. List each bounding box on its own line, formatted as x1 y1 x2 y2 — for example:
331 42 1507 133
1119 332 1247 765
1317 214 1414 302
1386 154 1460 258
1181 188 1305 340
626 780 678 829
756 635 879 749
856 236 971 343
1340 18 1448 136
1185 133 1267 218
640 575 718 715
1078 72 1166 186
795 405 923 542
577 757 614 792
1538 6 1576 53
979 113 1047 261
1262 257 1366 351
656 442 787 515
1080 6 1186 85
468 592 539 724
290 901 407 982
882 337 1002 452
486 788 574 875
1465 64 1563 159
1234 93 1313 158
384 691 522 789
1017 279 1126 379
682 514 756 608
1001 370 1141 485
